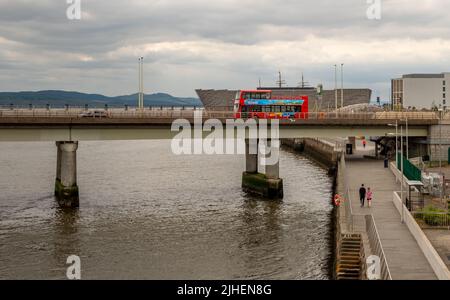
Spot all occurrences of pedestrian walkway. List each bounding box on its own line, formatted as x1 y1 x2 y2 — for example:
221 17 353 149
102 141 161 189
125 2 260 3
346 145 437 279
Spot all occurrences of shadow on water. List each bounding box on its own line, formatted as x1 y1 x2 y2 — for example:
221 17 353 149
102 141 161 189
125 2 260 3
239 197 289 278
50 205 81 278
280 144 336 279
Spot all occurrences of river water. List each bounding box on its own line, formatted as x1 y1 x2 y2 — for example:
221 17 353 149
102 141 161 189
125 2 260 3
0 141 333 279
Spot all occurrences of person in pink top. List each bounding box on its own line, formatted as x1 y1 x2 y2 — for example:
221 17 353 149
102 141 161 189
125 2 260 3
366 187 373 207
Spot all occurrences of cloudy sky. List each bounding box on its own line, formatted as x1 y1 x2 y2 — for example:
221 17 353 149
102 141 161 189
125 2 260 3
0 0 449 99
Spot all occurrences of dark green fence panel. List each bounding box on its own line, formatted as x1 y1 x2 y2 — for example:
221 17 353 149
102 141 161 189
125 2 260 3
397 153 421 181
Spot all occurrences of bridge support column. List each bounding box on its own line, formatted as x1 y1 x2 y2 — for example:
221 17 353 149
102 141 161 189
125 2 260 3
242 139 283 199
245 138 258 173
263 139 283 198
55 141 79 208
55 141 62 195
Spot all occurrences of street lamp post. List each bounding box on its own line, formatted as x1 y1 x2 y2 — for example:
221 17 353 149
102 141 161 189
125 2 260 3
388 121 399 176
400 124 404 223
341 63 344 109
438 108 444 202
406 117 409 160
396 120 399 167
334 64 338 112
440 119 442 170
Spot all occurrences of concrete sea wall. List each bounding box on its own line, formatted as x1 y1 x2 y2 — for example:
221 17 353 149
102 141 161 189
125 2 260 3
282 138 340 173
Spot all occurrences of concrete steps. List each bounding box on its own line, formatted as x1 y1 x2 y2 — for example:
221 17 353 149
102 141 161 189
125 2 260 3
336 234 363 280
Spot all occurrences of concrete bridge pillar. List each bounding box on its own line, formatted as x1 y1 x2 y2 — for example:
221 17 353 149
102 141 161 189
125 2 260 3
55 141 79 208
264 139 280 180
55 141 62 194
245 138 258 173
348 136 356 152
242 138 283 199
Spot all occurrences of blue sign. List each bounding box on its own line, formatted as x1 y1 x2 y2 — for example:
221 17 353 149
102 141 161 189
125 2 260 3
244 99 304 106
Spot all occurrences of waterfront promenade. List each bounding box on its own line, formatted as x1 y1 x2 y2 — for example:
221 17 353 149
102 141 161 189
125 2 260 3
346 143 437 279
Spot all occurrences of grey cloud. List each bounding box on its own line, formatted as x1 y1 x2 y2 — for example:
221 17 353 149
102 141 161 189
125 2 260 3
0 0 450 99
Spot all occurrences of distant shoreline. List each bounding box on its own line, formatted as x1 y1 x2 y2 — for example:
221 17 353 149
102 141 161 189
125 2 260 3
0 90 202 108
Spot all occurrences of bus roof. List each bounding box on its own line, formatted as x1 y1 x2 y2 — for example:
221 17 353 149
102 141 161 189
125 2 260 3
240 90 272 93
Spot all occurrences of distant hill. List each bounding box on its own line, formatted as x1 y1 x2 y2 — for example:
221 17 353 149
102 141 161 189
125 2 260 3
0 90 202 108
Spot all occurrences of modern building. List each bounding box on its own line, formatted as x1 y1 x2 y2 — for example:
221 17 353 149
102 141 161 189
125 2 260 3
391 73 450 110
196 87 372 111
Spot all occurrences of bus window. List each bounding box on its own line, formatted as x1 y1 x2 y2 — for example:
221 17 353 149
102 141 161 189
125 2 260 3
281 106 286 112
252 93 261 99
251 106 261 112
242 106 248 112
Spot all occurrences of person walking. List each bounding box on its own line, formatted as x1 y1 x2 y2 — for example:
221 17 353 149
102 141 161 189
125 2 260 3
366 187 373 207
359 184 366 207
362 139 367 148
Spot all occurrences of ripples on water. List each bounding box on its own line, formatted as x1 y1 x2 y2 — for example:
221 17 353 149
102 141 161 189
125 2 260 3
0 141 333 279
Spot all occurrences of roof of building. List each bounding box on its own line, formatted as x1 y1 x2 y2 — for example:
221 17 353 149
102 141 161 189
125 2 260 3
336 103 383 113
403 73 445 79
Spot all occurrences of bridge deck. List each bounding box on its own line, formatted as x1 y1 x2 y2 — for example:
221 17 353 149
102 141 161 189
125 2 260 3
0 109 440 126
0 110 435 141
346 145 437 279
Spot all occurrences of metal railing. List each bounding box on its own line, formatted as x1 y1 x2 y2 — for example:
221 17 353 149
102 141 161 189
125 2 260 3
0 108 210 119
339 153 354 232
412 212 450 229
365 214 393 280
0 109 440 121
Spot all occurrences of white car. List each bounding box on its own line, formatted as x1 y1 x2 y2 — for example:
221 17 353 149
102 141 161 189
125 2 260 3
79 110 108 118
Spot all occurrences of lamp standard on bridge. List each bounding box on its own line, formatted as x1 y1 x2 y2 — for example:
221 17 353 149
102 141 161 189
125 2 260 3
138 57 144 110
334 64 338 113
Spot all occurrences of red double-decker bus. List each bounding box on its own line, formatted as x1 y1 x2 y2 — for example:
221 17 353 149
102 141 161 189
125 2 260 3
233 90 308 119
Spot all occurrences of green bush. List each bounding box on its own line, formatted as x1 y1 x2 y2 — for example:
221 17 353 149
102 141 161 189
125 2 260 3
417 205 448 226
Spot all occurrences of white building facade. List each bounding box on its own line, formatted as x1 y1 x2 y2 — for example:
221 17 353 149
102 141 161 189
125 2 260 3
391 73 450 109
